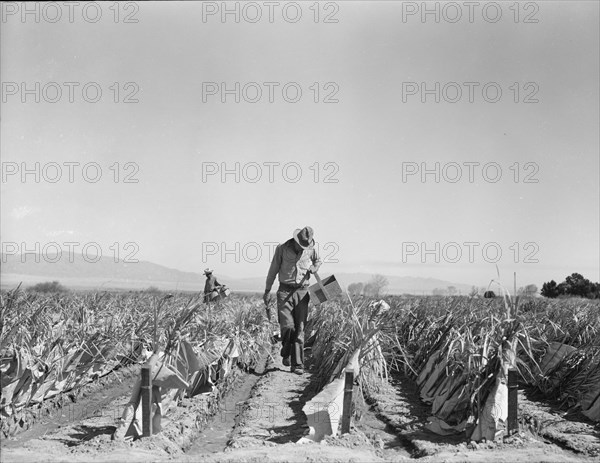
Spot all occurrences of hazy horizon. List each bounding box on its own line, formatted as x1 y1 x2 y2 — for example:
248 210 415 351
0 250 589 295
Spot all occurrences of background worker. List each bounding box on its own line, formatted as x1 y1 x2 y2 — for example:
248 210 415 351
263 226 322 375
203 268 223 302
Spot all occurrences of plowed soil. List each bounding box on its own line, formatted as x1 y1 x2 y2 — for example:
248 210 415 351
2 347 599 463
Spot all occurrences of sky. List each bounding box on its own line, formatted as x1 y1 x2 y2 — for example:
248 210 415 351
1 1 599 289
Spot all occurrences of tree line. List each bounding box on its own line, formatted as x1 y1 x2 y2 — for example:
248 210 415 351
347 275 389 298
541 273 600 299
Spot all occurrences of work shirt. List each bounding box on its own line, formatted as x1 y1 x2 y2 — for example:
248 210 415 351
265 239 322 292
204 275 221 294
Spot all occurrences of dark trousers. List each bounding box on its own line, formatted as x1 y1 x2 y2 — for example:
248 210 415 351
277 286 309 368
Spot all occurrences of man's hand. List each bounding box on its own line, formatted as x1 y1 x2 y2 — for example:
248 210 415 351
308 264 320 274
263 290 271 306
263 290 272 322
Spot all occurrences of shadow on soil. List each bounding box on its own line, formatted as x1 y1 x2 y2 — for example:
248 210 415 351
265 363 321 444
522 386 598 428
246 366 280 377
57 425 116 447
520 386 600 451
368 369 467 456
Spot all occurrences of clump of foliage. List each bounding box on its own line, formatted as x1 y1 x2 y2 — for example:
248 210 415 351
347 274 389 297
29 281 68 293
144 286 162 294
541 273 600 299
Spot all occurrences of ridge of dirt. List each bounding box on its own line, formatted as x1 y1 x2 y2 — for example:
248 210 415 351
0 362 256 462
184 346 394 463
366 370 597 462
1 363 140 443
519 390 600 457
226 347 317 449
184 353 269 454
4 348 599 463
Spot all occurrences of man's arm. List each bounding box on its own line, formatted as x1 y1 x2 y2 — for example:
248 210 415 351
309 248 322 274
265 244 282 292
264 244 282 309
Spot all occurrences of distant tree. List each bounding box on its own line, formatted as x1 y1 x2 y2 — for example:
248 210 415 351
447 286 457 296
541 280 559 298
369 274 389 298
525 284 538 296
517 286 524 295
564 273 592 297
556 281 568 296
518 284 538 297
363 283 376 297
542 274 599 299
432 288 446 296
592 282 600 299
30 281 67 293
145 286 162 294
347 282 364 296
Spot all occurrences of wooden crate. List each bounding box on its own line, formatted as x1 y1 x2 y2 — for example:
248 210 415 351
309 275 343 304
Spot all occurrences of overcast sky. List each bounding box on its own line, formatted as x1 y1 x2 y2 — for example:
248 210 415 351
1 1 598 288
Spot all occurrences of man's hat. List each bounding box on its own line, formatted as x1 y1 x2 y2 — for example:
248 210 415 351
204 268 213 275
293 226 315 249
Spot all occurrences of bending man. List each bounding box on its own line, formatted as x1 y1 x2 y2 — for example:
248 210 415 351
264 226 322 375
203 268 223 303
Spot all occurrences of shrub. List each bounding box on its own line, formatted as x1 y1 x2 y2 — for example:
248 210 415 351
29 281 68 293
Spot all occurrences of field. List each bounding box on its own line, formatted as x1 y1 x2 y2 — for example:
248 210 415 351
1 287 599 462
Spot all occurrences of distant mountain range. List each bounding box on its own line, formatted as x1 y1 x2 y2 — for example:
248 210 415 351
1 253 474 295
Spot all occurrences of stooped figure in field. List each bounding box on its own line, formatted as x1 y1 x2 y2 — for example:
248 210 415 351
203 268 223 302
263 226 322 375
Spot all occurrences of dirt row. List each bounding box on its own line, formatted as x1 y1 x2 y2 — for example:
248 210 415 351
3 345 599 462
1 363 140 443
1 356 251 462
368 371 600 462
196 345 404 462
1 345 397 462
518 389 600 458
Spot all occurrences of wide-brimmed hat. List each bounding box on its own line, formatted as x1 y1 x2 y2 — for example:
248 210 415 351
204 268 213 275
293 226 315 249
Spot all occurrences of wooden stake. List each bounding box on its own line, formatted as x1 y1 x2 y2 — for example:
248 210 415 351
507 368 518 435
341 368 354 434
141 364 152 437
153 296 159 353
513 272 518 317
